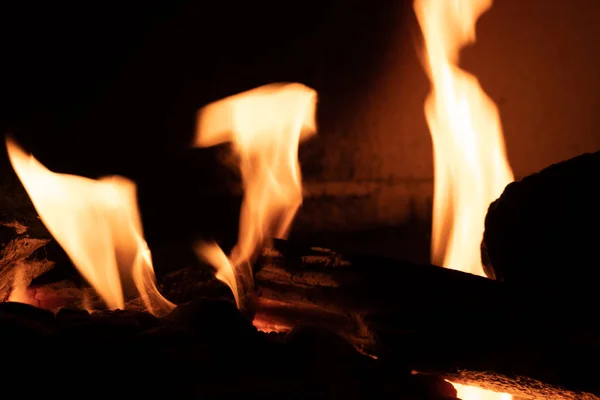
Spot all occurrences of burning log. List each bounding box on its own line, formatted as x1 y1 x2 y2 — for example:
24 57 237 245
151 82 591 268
0 235 54 301
254 239 600 399
481 151 600 289
25 237 600 398
0 178 54 301
253 240 504 355
9 236 600 398
0 299 458 399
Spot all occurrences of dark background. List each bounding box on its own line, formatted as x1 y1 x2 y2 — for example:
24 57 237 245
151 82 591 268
0 1 404 170
3 1 599 272
0 0 406 255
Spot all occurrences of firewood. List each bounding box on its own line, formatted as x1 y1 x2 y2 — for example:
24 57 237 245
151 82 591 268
0 223 54 301
253 239 600 399
254 238 512 354
13 236 600 398
0 299 459 399
0 176 55 300
481 151 600 290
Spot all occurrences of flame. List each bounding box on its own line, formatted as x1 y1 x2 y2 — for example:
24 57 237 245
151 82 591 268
194 83 317 308
414 0 514 398
414 0 514 275
194 240 239 307
6 137 174 315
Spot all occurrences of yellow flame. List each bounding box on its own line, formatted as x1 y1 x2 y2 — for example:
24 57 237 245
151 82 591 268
6 137 174 315
414 0 514 398
194 83 317 308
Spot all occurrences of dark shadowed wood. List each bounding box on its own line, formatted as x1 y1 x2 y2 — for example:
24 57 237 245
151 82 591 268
253 239 600 400
482 151 600 287
6 231 600 399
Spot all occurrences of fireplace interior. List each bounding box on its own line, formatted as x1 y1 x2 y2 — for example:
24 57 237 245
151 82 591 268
1 1 600 399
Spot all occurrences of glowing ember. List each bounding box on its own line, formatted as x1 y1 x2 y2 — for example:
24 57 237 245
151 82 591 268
414 0 514 397
8 264 30 304
194 83 317 309
6 137 174 316
452 382 512 400
251 315 291 334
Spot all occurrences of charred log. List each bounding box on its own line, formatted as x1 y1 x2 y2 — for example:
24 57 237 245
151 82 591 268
0 178 55 300
0 235 54 300
481 151 600 290
0 299 458 399
253 239 600 399
8 229 600 399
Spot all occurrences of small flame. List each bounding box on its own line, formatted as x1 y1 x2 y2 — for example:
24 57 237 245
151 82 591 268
8 264 30 304
414 0 514 398
194 240 239 307
81 289 93 313
194 83 317 308
6 137 174 315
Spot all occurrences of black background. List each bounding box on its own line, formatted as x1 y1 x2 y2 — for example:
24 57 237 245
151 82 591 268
0 0 406 250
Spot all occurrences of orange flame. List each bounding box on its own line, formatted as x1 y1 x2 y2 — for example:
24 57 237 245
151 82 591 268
6 137 174 315
194 83 317 309
414 0 514 398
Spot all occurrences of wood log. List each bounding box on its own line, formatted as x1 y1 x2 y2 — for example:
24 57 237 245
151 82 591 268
0 179 55 300
253 239 600 400
11 234 600 399
0 171 60 299
0 234 54 301
0 299 460 399
481 151 600 288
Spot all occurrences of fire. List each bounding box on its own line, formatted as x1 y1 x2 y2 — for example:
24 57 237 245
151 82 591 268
194 241 239 306
414 0 514 275
6 137 174 315
414 0 514 398
194 83 317 309
452 382 513 400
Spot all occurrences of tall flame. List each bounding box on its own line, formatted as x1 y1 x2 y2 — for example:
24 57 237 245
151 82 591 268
414 0 514 398
194 83 317 308
414 0 514 275
6 137 174 315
